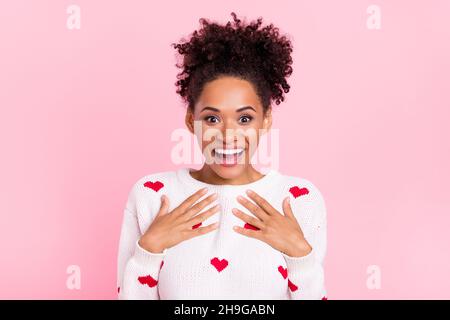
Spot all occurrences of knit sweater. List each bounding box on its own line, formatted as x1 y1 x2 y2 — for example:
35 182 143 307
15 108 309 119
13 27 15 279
117 167 327 300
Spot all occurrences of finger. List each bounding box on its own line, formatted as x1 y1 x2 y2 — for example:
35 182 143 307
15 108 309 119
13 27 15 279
156 195 170 216
186 204 221 227
232 225 262 240
231 208 264 230
282 196 296 220
245 189 278 215
236 195 270 221
175 187 208 214
187 221 220 239
184 192 218 218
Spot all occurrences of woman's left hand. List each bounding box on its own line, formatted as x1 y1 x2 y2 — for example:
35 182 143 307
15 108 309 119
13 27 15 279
232 189 312 258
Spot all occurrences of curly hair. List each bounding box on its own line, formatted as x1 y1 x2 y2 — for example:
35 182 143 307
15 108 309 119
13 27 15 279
171 12 294 113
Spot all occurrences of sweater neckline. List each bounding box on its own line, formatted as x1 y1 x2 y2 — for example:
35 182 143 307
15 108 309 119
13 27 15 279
177 167 278 190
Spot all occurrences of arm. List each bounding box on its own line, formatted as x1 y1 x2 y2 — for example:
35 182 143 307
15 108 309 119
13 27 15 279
281 183 328 300
117 206 166 300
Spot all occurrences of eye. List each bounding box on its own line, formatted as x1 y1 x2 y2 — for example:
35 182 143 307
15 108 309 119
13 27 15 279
204 115 220 124
239 115 253 124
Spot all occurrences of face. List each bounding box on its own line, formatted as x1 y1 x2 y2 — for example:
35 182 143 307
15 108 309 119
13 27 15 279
185 76 272 180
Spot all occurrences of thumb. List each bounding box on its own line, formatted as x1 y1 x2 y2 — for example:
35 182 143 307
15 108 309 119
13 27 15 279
282 196 295 220
157 194 170 216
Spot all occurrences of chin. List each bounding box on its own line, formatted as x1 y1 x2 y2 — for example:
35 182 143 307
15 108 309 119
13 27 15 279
206 146 250 180
210 163 247 180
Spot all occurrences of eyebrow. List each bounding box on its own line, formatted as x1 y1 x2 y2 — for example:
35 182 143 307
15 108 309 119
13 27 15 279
200 106 256 113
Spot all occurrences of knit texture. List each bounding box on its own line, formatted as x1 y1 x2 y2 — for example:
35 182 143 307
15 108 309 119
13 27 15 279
117 167 327 299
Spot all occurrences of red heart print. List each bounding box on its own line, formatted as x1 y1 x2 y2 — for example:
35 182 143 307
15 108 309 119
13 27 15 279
192 222 202 229
288 279 298 292
211 257 229 272
278 266 288 279
138 275 158 287
244 223 260 231
143 180 164 192
160 261 164 269
322 296 328 300
289 186 309 198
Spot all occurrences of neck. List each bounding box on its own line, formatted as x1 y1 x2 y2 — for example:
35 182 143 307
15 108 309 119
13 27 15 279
190 165 264 185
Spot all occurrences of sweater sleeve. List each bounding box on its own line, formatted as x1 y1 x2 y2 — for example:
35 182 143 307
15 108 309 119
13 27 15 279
281 182 328 300
117 206 167 300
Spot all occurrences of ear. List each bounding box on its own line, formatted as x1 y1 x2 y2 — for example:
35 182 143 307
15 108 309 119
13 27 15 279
185 108 195 134
263 106 272 131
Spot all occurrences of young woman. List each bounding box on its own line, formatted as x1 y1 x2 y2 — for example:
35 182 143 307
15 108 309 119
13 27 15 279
117 12 327 300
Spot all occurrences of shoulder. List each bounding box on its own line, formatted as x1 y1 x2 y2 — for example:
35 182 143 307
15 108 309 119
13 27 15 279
276 171 327 220
124 170 178 212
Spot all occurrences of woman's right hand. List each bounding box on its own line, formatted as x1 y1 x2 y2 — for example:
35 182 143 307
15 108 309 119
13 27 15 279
138 187 220 253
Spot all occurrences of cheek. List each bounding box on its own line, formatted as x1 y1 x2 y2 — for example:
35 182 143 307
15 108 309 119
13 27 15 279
244 122 265 148
197 122 220 150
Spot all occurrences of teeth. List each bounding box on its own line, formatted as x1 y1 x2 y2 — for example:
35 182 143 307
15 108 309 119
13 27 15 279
214 148 244 155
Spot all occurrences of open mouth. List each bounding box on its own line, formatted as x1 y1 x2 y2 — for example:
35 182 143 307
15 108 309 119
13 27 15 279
212 148 245 166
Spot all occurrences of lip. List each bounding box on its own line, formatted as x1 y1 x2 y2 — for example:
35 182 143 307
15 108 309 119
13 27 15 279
214 148 244 155
212 148 245 167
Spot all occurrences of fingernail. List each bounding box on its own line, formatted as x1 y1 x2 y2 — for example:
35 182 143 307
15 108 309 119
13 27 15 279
237 195 244 201
286 196 290 204
246 189 253 195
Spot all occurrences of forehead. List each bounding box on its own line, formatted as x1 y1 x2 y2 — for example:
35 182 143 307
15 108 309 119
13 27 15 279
196 76 261 110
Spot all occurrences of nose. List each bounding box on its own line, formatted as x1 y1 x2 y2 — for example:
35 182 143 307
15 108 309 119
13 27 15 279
208 117 246 148
215 128 245 148
217 136 238 148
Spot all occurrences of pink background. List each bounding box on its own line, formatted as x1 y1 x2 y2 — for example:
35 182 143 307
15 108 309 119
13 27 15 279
0 0 449 299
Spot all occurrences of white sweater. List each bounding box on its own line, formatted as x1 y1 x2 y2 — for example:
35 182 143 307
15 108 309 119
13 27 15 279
117 167 327 300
